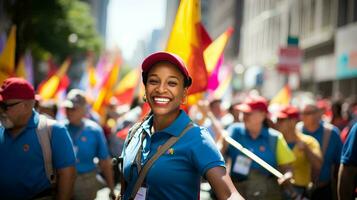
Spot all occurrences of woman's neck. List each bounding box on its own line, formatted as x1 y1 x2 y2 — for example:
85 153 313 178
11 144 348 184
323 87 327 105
152 110 180 131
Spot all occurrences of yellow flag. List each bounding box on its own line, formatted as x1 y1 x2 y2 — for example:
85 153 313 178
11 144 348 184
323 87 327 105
204 27 233 75
92 56 121 114
113 68 140 105
113 68 139 95
270 85 291 106
166 0 208 95
0 26 16 82
88 65 97 88
38 58 71 100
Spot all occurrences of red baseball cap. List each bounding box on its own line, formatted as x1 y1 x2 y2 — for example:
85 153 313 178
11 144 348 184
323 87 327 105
235 96 268 113
0 77 35 101
276 105 300 119
141 51 192 87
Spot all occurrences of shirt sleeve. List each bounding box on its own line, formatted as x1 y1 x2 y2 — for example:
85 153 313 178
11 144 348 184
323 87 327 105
276 133 295 165
51 124 76 169
95 126 110 160
341 124 357 165
190 126 225 176
306 135 322 159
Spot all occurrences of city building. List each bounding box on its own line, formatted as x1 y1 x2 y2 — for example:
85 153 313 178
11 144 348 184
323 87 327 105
239 0 357 98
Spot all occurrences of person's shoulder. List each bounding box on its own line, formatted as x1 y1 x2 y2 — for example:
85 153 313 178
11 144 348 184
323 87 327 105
298 132 319 145
227 122 245 131
186 122 204 134
324 122 342 142
323 121 340 134
267 127 282 138
83 118 102 131
185 123 212 140
45 117 67 132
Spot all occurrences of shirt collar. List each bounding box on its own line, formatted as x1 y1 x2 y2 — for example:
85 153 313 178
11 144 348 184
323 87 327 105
245 126 269 139
26 110 38 129
303 121 324 134
3 110 38 139
142 110 191 137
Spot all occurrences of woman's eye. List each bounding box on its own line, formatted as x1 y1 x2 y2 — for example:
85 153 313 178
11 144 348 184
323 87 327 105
168 81 178 86
148 79 159 84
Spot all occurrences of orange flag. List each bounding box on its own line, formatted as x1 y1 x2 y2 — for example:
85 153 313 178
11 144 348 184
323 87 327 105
113 67 140 106
92 56 121 115
270 84 291 106
166 0 208 95
0 26 16 83
38 58 71 100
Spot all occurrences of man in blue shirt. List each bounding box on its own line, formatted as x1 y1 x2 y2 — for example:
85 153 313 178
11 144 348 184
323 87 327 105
299 102 342 200
63 89 115 200
338 123 357 200
0 77 76 200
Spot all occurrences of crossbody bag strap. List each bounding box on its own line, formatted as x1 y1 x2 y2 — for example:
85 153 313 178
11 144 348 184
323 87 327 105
322 123 333 157
129 122 194 199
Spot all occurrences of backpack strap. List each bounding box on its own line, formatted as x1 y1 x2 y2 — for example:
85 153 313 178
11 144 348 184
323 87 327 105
129 122 194 199
36 114 56 184
125 122 142 146
322 123 333 157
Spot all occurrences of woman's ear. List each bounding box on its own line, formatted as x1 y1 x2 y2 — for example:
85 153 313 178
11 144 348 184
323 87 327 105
182 88 188 104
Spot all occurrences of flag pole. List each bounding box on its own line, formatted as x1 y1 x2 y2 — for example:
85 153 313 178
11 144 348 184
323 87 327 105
198 101 284 179
222 132 284 179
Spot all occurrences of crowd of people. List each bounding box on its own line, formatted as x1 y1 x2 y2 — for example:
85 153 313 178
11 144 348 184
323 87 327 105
0 51 356 200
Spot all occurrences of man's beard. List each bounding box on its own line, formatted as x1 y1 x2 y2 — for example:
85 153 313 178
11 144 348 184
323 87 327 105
0 114 14 129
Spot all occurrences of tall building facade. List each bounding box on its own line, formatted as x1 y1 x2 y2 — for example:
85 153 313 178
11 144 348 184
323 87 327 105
240 0 357 98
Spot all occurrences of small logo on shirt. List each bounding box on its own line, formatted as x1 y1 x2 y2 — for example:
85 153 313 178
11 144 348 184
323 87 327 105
259 146 266 152
166 148 174 155
23 144 30 152
81 136 87 142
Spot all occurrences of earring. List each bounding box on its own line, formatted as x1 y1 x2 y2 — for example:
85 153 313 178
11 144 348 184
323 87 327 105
143 94 147 102
182 96 188 105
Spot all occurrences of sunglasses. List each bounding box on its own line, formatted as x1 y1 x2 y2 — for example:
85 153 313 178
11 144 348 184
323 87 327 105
0 101 23 111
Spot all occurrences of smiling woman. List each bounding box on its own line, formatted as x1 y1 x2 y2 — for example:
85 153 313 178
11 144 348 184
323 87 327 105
117 51 243 200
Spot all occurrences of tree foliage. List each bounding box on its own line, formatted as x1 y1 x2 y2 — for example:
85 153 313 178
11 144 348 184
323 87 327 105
6 0 102 62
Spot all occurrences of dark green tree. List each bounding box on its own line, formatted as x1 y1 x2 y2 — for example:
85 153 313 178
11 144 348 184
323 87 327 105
6 0 102 63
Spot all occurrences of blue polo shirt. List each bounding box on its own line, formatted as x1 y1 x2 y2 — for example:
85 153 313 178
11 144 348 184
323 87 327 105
341 123 357 165
65 118 110 174
122 110 225 200
0 110 76 200
302 121 342 182
226 123 278 178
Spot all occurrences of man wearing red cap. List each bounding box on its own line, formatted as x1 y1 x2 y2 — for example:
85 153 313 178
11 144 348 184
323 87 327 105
276 105 322 197
0 78 76 200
